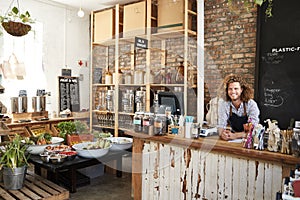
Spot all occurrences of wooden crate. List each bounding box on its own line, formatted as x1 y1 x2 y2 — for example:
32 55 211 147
27 124 53 137
123 1 146 37
50 124 60 137
12 111 48 122
94 8 115 43
66 134 94 146
0 171 69 200
72 111 89 119
8 126 31 140
157 0 184 32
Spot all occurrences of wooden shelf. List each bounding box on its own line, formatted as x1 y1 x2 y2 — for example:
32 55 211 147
90 0 199 136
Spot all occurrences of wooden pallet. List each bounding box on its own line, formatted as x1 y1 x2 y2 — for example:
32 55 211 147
0 171 69 200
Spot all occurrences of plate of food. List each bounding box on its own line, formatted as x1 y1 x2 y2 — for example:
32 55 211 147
107 137 133 151
72 138 111 158
24 133 64 155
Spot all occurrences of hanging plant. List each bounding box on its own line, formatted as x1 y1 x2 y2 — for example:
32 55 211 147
0 1 35 37
228 0 273 18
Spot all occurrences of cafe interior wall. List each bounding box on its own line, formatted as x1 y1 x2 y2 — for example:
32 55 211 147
0 0 90 116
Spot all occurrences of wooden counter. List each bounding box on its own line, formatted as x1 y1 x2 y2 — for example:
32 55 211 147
125 131 300 200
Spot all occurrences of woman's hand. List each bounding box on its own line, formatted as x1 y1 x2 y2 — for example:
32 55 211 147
219 128 245 140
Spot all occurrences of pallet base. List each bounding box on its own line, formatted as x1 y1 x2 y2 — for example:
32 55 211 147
0 171 69 200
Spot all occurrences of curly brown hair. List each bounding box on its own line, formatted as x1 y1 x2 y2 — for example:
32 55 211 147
223 74 253 102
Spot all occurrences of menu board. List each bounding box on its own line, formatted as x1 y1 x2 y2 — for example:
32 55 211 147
58 76 80 112
256 0 300 129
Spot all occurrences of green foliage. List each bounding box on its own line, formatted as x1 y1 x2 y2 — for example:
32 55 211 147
57 121 76 138
0 6 34 24
74 120 89 134
228 0 273 18
0 135 29 169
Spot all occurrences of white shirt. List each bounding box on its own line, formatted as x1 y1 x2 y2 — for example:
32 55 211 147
217 99 260 129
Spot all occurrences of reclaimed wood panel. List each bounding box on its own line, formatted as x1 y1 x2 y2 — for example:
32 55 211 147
140 142 283 200
142 142 150 200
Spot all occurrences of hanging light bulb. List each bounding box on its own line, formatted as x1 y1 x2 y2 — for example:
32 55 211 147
77 7 85 18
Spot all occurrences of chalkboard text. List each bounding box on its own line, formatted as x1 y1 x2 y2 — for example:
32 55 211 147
272 46 300 53
263 88 284 107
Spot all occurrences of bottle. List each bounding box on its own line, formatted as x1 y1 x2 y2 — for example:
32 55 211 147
133 112 144 132
143 113 150 134
113 69 123 84
154 114 167 136
106 89 114 111
166 68 172 84
105 69 112 84
165 106 173 127
153 93 160 114
175 61 184 84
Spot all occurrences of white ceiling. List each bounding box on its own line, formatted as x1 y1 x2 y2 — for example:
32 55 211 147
49 0 138 12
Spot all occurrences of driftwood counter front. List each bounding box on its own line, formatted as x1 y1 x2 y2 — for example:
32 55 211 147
125 131 300 200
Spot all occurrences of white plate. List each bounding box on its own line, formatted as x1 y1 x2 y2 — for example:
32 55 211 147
107 137 133 151
26 137 64 155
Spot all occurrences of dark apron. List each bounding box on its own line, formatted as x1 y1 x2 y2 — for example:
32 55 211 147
228 102 248 132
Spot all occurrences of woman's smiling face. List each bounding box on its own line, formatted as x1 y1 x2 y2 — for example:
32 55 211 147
227 82 243 101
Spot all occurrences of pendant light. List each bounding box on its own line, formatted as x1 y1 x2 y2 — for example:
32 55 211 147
77 7 84 18
77 0 84 18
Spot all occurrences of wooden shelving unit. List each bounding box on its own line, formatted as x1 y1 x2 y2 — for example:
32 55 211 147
90 0 199 136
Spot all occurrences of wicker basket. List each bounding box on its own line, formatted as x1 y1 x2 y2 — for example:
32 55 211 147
2 21 31 37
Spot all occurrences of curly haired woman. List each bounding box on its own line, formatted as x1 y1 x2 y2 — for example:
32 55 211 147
218 74 260 141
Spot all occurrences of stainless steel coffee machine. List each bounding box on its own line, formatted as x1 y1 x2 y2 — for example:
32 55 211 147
32 96 46 112
11 97 27 113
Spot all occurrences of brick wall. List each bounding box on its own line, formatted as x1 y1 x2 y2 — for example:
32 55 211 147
204 0 257 103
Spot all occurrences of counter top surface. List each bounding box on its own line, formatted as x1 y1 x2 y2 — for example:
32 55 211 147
125 130 300 166
6 117 79 127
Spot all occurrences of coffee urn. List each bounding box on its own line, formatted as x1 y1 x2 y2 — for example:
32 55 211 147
32 96 46 112
11 97 28 113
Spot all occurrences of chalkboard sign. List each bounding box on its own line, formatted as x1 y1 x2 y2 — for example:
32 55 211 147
58 76 80 112
256 0 300 129
93 68 102 84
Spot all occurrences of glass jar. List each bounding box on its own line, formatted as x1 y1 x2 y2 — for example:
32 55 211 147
113 69 123 84
154 114 167 136
124 72 132 84
106 89 114 111
143 112 154 134
122 89 134 113
133 112 144 132
134 70 144 84
105 70 112 84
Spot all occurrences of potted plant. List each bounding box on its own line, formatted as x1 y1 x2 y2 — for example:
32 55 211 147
57 121 76 140
0 135 30 190
57 120 93 145
0 6 34 37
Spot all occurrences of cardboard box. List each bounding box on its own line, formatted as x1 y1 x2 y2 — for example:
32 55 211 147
123 1 146 37
157 0 184 32
94 9 115 42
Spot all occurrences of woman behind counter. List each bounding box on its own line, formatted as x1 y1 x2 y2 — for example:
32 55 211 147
218 74 260 141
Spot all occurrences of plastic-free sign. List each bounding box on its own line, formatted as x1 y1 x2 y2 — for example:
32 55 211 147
135 37 148 49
